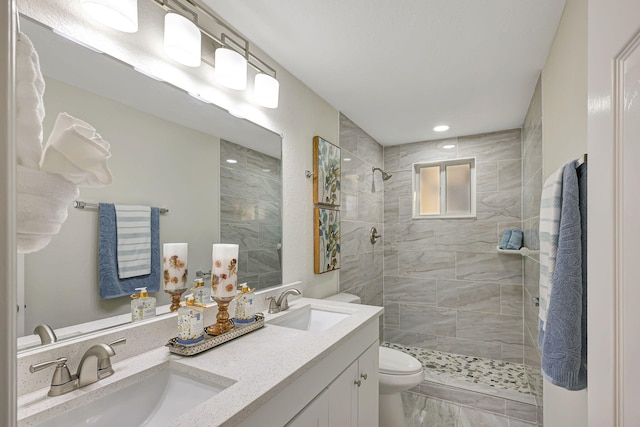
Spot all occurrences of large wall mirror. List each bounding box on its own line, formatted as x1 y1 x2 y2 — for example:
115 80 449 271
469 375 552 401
18 16 283 351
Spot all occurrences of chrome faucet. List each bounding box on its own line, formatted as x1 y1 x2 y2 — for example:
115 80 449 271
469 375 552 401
33 324 57 345
30 338 126 396
29 357 76 397
266 288 301 313
77 338 126 387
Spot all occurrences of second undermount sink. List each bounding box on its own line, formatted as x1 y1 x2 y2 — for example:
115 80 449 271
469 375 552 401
267 305 352 332
36 366 229 427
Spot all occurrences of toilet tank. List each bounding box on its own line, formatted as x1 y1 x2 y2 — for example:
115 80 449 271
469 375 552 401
323 293 361 304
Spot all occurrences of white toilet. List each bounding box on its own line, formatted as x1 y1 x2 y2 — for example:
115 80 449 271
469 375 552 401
323 293 424 427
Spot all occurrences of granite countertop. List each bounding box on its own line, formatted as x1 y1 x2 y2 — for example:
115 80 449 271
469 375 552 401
17 298 383 426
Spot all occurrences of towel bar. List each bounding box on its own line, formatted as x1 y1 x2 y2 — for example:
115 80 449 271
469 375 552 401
74 201 169 215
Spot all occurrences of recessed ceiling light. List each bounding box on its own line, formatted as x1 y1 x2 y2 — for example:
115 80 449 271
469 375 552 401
226 159 238 164
442 144 456 150
343 157 351 162
434 125 450 132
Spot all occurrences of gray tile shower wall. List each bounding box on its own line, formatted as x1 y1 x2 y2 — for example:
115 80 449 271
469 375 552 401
339 114 384 308
219 139 282 289
522 77 543 400
382 128 524 363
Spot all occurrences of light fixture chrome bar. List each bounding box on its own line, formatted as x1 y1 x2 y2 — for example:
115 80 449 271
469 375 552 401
153 0 197 23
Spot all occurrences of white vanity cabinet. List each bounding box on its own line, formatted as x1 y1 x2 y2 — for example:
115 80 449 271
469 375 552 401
285 342 379 427
328 342 379 427
236 312 381 427
286 389 329 427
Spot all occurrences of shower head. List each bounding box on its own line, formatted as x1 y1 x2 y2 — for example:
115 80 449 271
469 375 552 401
372 166 392 181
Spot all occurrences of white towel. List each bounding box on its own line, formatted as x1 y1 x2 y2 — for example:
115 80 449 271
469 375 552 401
16 32 45 169
16 165 79 253
40 112 113 188
538 166 564 329
115 204 151 279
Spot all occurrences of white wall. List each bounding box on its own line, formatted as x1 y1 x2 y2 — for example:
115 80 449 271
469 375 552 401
541 0 587 180
19 0 341 301
540 0 588 425
23 77 220 331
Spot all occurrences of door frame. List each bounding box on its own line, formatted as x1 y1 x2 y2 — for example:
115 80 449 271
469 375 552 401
0 1 17 426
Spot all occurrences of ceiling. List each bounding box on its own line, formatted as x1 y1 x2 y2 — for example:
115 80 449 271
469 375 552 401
203 0 566 146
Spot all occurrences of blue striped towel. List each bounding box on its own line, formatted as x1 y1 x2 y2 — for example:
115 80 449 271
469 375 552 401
98 203 160 299
115 204 151 278
538 166 563 330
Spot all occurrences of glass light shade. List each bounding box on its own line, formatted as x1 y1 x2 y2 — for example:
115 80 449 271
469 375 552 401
254 73 280 108
164 13 201 68
81 0 138 33
214 48 247 90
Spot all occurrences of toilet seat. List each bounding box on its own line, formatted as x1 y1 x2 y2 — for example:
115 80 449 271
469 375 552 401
379 347 423 375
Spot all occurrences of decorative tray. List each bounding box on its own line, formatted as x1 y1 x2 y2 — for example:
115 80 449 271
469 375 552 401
166 313 265 356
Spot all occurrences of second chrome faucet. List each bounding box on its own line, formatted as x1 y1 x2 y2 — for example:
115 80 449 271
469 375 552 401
265 288 301 314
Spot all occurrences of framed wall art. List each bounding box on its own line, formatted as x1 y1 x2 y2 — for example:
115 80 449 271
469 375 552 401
314 207 340 274
313 136 341 206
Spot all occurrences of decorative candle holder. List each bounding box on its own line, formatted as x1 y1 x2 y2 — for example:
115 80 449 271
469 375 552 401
206 296 235 335
166 288 188 312
163 243 189 312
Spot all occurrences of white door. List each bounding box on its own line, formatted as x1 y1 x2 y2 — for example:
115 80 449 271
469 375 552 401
357 343 379 427
588 1 640 426
328 359 358 426
286 389 329 427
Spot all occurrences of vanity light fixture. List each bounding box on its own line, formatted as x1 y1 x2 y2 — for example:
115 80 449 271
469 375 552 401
164 12 201 67
254 73 279 108
81 0 139 33
214 46 248 90
434 125 450 132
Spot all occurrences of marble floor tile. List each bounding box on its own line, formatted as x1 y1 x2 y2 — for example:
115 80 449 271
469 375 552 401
458 406 510 427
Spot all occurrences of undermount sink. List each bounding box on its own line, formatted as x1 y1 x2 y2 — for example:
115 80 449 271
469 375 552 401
36 366 228 427
267 305 351 332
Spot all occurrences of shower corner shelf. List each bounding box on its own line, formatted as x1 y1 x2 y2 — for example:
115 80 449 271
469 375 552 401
496 246 538 257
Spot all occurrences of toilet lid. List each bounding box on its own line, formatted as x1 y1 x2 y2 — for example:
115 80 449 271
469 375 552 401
378 347 423 375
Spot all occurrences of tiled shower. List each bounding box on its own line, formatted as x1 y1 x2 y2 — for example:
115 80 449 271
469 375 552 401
219 139 283 290
339 77 544 426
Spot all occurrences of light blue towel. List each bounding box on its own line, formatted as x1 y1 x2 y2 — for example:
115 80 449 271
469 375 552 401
539 160 587 390
506 229 523 250
98 203 161 299
499 229 512 249
115 204 151 278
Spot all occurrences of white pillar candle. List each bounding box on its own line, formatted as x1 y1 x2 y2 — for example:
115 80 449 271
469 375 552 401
211 244 239 298
163 243 188 290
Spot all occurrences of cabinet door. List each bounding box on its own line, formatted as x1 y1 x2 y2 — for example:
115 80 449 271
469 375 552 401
357 343 379 427
328 360 358 427
286 389 329 427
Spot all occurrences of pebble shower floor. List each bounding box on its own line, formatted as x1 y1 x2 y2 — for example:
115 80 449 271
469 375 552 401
382 342 541 398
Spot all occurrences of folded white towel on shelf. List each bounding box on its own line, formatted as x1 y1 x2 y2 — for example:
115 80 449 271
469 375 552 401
40 112 113 188
16 165 79 253
16 32 45 169
114 204 152 279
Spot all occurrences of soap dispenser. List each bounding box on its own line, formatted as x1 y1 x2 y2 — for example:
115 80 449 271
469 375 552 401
130 287 156 322
177 294 205 345
192 278 211 304
234 283 256 324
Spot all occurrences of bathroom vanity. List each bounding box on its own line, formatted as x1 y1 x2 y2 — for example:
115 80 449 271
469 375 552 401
17 295 383 426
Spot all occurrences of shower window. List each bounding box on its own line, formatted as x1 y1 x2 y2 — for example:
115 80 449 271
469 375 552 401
413 158 476 219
